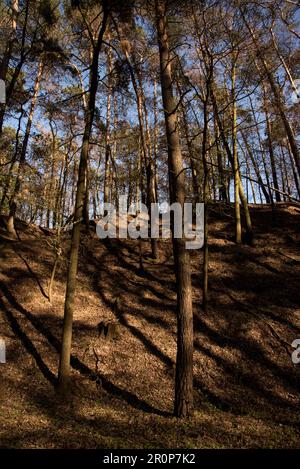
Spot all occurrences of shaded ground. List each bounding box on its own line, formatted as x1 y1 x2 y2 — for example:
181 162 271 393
0 203 299 448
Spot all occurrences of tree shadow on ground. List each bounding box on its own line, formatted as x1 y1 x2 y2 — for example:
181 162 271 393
0 280 169 417
85 235 300 422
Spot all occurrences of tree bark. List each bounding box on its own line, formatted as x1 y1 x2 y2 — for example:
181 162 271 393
155 0 193 418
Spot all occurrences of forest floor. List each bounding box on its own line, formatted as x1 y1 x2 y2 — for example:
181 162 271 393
0 203 300 449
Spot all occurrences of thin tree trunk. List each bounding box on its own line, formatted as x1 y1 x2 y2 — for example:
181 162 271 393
248 95 273 204
115 26 158 257
153 78 159 200
281 145 292 199
57 7 109 393
111 95 119 207
263 87 281 202
0 107 24 212
231 56 241 243
201 65 212 312
211 83 253 244
246 158 257 204
241 131 270 203
104 36 112 205
176 79 201 203
286 139 300 199
48 227 62 305
139 71 158 258
214 115 227 202
7 58 43 235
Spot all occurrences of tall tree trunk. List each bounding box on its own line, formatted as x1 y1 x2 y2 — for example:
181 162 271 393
155 0 193 418
54 154 65 228
153 78 159 200
111 95 119 207
201 65 212 312
286 139 300 199
0 106 24 212
214 115 227 202
115 26 158 258
7 58 43 235
245 156 257 204
263 87 281 202
136 137 142 209
103 36 112 205
61 150 70 225
176 79 201 203
281 145 291 199
57 7 109 393
248 95 273 204
49 119 57 228
231 57 241 243
241 131 270 203
138 70 158 258
211 84 253 244
280 151 287 201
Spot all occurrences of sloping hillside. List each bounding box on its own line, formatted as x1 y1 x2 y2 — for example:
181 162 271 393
0 204 300 448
